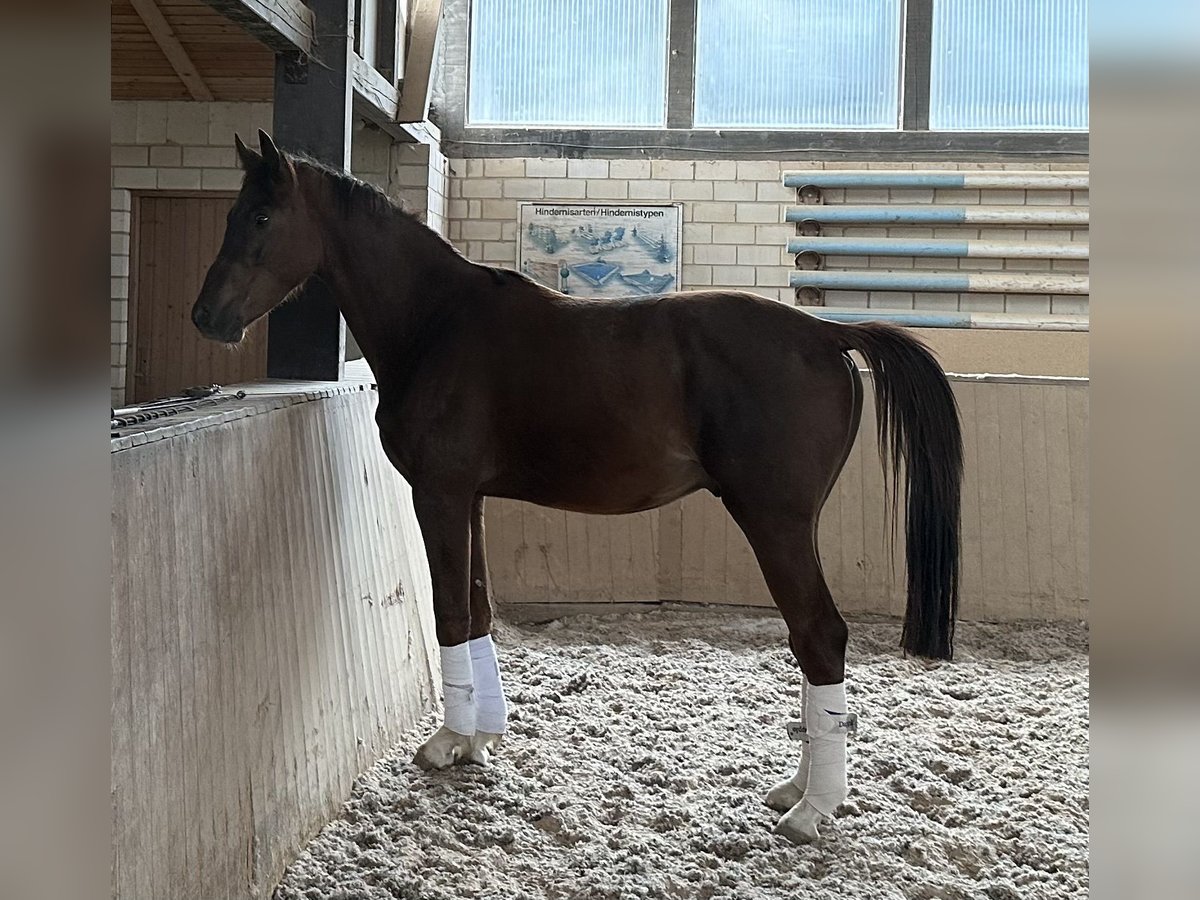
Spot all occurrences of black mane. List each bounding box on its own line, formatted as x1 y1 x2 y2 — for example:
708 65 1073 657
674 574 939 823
284 152 537 288
288 152 420 223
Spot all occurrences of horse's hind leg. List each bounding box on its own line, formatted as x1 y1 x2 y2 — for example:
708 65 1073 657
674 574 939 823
466 496 507 764
725 500 855 843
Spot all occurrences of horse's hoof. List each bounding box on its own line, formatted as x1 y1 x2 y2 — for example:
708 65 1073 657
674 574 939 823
765 777 806 813
774 800 824 844
468 731 504 766
413 725 472 770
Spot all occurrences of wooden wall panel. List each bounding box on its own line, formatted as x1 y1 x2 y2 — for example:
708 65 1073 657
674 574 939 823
486 377 1089 622
111 389 438 900
129 193 268 402
482 505 661 605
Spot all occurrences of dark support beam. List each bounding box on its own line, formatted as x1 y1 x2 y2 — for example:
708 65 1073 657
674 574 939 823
666 0 697 129
268 0 352 381
200 0 315 57
396 0 444 123
902 0 933 131
131 0 215 101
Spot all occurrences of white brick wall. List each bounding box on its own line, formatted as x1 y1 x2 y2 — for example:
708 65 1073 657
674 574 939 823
442 157 1090 315
110 112 1087 406
111 103 444 404
110 101 274 405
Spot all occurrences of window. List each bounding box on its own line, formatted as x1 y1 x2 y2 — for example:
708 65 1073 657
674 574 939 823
929 0 1089 131
453 0 1090 150
694 0 903 129
467 0 670 128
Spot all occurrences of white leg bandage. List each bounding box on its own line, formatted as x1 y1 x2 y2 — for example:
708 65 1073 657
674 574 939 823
469 634 508 734
801 681 853 817
440 642 476 736
783 676 812 790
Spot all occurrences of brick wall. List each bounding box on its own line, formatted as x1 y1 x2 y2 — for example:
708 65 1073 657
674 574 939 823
442 157 1089 314
111 102 1088 403
110 102 447 404
110 101 274 405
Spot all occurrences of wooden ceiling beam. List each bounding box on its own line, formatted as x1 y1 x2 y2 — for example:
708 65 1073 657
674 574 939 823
395 0 442 124
198 0 315 58
129 0 216 101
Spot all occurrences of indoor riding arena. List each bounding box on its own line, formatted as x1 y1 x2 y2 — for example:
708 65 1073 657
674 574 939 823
110 2 1089 898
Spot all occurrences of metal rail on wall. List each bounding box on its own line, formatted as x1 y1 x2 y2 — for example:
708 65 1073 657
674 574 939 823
110 385 246 433
782 169 1090 322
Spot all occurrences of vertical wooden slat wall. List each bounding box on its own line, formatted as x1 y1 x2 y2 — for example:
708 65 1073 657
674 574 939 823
129 194 268 403
111 390 438 900
485 376 1089 622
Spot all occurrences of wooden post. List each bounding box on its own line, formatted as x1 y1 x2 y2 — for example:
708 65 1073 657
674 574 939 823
396 0 443 123
267 0 353 380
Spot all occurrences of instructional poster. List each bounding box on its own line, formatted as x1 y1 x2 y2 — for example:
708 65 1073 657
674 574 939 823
516 202 683 298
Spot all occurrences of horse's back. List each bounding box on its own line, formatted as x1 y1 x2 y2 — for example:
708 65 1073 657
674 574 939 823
487 285 849 427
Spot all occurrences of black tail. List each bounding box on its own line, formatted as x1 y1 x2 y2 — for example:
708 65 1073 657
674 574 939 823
834 321 963 660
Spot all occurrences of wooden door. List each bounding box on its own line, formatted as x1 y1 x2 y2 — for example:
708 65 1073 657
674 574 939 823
127 193 268 403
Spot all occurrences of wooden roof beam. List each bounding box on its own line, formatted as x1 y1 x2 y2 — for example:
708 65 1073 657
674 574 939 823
199 0 315 58
130 0 215 101
396 0 442 124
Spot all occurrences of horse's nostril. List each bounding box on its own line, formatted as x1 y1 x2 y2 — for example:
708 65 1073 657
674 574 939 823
192 304 211 328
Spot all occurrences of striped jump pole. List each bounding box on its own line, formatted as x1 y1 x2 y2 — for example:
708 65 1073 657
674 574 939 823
787 236 1089 260
785 206 1089 227
782 171 1089 190
788 270 1089 295
800 307 1089 332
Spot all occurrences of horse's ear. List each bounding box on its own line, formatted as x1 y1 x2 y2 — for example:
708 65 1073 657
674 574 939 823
234 133 261 172
258 130 286 183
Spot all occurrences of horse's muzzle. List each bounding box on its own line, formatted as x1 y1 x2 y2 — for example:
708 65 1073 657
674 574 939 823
191 301 245 344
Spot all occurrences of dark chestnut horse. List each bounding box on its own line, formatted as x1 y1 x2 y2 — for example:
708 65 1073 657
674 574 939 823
193 132 962 843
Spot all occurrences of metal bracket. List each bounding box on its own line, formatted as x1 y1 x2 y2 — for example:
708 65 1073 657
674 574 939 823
283 53 310 85
795 286 824 307
794 250 823 271
798 184 824 205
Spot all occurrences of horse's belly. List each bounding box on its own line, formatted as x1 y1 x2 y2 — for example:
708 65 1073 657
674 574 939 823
486 441 712 515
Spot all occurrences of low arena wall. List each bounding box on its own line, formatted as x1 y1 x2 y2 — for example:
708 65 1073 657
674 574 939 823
111 385 439 900
486 374 1089 623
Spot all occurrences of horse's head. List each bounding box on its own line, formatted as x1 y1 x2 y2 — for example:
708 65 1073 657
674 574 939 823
191 130 321 344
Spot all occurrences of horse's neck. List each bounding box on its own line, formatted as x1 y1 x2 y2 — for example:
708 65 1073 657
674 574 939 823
311 183 472 378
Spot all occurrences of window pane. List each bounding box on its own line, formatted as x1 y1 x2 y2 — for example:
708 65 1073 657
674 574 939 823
468 0 669 127
695 0 902 129
930 0 1089 131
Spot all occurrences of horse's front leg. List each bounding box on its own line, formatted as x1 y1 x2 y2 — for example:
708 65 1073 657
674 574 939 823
411 488 477 769
466 495 507 765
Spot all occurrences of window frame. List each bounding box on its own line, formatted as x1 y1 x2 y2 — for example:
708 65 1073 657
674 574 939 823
690 0 906 131
464 0 673 130
439 0 1089 159
924 0 1090 133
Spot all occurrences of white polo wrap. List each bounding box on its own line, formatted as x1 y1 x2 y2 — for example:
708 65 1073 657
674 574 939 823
802 680 852 817
469 634 508 734
783 676 812 790
439 642 476 736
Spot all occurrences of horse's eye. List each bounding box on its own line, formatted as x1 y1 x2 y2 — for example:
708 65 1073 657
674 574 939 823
254 213 270 226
